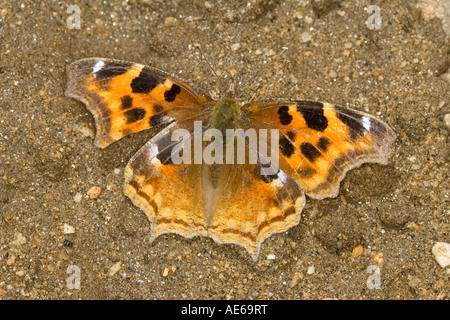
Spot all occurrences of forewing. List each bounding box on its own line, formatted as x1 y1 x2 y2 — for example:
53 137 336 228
66 58 213 148
245 100 396 199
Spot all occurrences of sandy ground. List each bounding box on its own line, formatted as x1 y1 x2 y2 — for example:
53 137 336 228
0 0 448 299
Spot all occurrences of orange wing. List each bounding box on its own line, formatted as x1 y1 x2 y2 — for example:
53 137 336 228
245 100 396 199
65 58 213 148
123 124 305 260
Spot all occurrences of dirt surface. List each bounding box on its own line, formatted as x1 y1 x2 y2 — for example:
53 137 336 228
0 0 448 299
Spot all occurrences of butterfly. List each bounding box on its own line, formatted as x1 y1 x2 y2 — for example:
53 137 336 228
65 58 396 261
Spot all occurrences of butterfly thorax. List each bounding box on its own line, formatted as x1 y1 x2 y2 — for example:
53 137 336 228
210 97 241 132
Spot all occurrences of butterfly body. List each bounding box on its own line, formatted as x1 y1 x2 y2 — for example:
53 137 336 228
210 96 241 131
66 58 396 261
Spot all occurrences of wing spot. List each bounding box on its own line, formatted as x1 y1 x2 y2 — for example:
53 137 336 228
155 142 174 165
121 95 133 110
277 105 293 125
153 104 164 113
317 137 330 152
279 131 296 158
164 83 181 102
131 67 162 93
300 142 321 162
297 101 328 132
150 112 168 126
298 167 316 177
125 108 146 123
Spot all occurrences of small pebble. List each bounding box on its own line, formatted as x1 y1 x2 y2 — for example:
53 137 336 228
328 70 337 78
88 186 101 199
63 223 75 234
301 31 312 43
307 265 315 274
230 43 241 51
106 183 117 191
16 270 25 277
113 168 121 175
440 71 450 81
432 242 450 269
63 239 73 247
108 262 122 276
406 221 419 230
73 192 82 203
352 245 364 258
290 272 304 287
204 1 213 9
38 89 48 100
421 3 436 19
6 254 16 266
224 11 235 22
372 252 384 265
266 49 276 57
11 232 26 246
164 17 177 26
293 11 302 20
162 266 176 277
95 18 104 27
444 113 450 130
266 254 276 260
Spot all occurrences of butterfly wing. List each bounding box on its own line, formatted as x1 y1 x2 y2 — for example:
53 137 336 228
245 100 396 199
124 123 209 241
65 58 213 148
206 160 305 261
124 123 305 261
